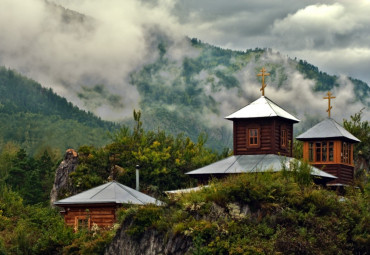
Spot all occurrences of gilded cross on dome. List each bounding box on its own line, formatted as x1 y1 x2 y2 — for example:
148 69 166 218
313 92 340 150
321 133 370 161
257 67 270 96
323 91 336 118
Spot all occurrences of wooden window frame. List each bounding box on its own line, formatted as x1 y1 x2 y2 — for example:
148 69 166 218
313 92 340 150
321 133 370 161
308 142 314 162
308 141 335 163
280 128 287 149
247 127 260 148
341 142 352 165
74 216 91 232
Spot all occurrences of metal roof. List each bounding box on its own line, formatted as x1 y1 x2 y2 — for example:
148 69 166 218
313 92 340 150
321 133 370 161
186 154 337 179
225 96 300 123
54 181 162 206
165 185 209 194
296 118 360 143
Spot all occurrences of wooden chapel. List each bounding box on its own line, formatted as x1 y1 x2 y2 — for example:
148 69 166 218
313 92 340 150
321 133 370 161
296 92 360 185
186 68 336 184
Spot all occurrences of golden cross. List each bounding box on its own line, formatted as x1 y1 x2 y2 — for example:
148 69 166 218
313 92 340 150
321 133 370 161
323 91 336 118
257 67 270 96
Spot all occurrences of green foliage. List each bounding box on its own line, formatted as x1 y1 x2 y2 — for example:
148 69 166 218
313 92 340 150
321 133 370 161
293 139 303 159
3 148 57 205
343 110 370 186
0 66 118 155
62 225 117 255
70 110 224 193
120 171 370 254
0 184 118 255
0 185 74 254
123 205 163 239
296 60 338 92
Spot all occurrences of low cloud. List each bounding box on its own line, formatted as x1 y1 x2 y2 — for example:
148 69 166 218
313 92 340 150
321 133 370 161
0 0 368 126
0 0 187 120
176 0 370 85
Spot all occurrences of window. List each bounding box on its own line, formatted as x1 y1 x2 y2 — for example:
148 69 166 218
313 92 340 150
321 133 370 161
315 142 322 162
322 142 327 161
309 142 314 162
74 216 90 232
308 141 335 163
341 142 352 164
281 129 287 148
247 128 260 147
328 142 334 161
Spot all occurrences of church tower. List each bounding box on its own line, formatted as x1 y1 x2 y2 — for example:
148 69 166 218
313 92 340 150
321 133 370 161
296 92 360 185
225 68 299 157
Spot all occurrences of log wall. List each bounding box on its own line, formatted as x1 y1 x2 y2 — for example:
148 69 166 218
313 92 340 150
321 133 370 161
312 163 354 185
233 117 294 157
61 204 118 230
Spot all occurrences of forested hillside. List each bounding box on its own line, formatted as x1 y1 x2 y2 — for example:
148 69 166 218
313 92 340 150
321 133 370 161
1 38 370 153
126 38 370 150
0 67 118 154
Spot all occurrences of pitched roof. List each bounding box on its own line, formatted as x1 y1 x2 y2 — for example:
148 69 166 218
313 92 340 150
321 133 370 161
296 118 360 143
225 96 300 123
186 154 336 180
54 181 162 206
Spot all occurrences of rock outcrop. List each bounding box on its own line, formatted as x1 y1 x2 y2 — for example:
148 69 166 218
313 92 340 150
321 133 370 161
105 220 192 255
50 149 79 206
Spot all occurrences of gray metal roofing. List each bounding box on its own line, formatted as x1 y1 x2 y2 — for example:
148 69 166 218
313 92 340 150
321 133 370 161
296 118 360 143
225 96 300 123
54 181 162 206
186 154 337 179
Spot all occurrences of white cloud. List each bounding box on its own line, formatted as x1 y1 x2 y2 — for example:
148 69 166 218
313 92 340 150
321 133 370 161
0 0 187 120
177 0 370 85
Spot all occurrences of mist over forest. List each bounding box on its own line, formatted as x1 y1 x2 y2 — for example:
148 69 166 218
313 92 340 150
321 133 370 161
0 0 369 151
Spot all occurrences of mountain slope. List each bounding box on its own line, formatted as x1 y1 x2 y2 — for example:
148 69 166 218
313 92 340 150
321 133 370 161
124 38 370 150
0 67 117 154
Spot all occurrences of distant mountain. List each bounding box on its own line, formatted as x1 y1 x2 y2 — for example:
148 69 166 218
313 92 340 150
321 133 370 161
1 1 369 153
0 67 118 154
124 38 370 150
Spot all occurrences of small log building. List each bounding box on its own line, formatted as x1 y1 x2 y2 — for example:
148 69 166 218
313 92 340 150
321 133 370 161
54 181 161 231
296 118 360 185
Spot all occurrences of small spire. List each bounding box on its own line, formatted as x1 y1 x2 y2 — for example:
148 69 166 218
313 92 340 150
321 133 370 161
323 91 336 118
257 67 270 96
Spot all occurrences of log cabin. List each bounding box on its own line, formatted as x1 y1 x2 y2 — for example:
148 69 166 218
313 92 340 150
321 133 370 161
54 181 162 231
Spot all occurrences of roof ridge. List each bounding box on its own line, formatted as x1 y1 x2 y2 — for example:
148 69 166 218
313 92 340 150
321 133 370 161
224 155 240 173
265 96 300 121
90 182 113 199
264 97 279 117
251 154 268 171
116 182 146 205
328 118 344 136
224 97 259 119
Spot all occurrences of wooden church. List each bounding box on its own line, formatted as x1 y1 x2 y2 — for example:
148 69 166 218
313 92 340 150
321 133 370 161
296 92 360 185
186 68 338 184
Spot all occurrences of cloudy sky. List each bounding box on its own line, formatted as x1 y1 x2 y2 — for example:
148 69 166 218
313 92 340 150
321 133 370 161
0 0 369 121
174 0 370 85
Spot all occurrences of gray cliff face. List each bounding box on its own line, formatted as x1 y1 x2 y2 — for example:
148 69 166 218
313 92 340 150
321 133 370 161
50 149 79 206
105 220 192 255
